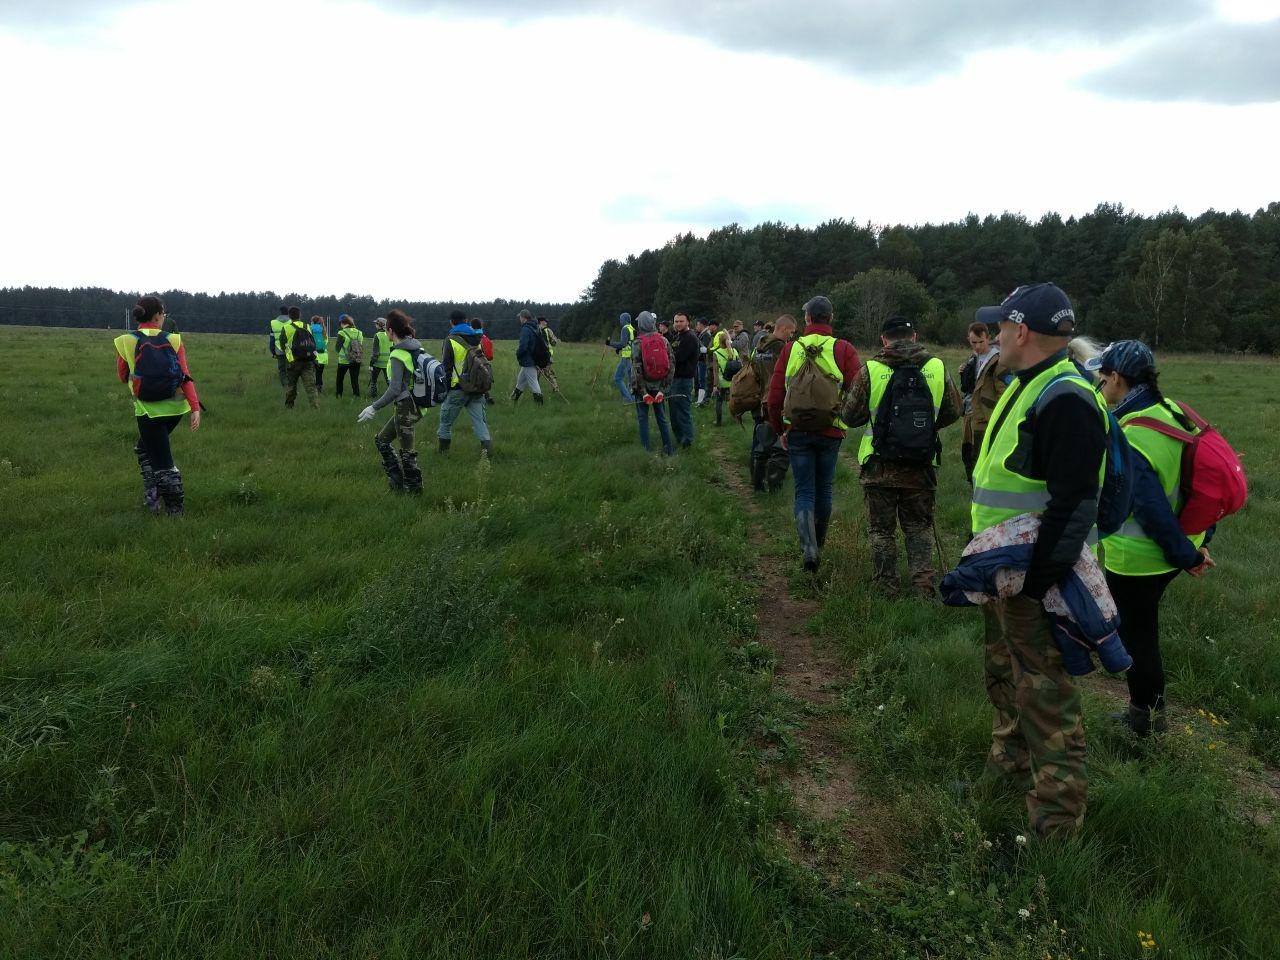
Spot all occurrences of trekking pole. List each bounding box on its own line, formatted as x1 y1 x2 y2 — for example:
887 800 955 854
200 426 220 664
589 343 610 393
931 516 950 574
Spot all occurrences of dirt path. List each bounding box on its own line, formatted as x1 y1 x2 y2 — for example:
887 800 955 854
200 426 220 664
711 437 899 880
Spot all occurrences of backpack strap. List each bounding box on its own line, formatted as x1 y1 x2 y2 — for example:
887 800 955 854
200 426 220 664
1126 417 1197 444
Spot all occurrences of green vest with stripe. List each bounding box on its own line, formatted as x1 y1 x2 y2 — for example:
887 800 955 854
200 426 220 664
373 331 391 369
114 329 191 418
782 333 849 430
336 327 361 364
1102 400 1205 576
279 319 311 363
448 337 471 388
858 356 946 465
971 354 1109 536
710 343 736 389
388 345 416 396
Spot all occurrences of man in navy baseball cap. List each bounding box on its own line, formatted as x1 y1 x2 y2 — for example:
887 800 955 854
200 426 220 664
975 283 1076 336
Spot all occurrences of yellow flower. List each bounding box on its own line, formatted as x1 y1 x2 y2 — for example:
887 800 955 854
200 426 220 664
1184 724 1194 735
1198 708 1207 717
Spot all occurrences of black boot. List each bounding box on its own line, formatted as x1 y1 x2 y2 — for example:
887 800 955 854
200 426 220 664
795 509 819 572
533 392 545 406
480 440 492 458
400 451 422 495
815 514 830 550
750 458 767 492
134 443 160 514
437 437 451 454
1110 703 1167 737
510 388 523 403
155 468 184 516
376 438 404 492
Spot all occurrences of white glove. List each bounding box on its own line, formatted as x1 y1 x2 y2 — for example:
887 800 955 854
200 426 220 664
699 345 708 354
357 405 376 423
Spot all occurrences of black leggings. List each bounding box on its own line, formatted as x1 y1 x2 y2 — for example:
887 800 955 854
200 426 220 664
136 415 181 471
336 363 361 397
1106 569 1180 712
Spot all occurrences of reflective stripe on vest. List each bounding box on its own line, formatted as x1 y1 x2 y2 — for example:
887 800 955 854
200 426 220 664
970 354 1108 535
1102 399 1204 576
782 333 848 430
858 356 945 465
543 327 555 357
114 329 190 419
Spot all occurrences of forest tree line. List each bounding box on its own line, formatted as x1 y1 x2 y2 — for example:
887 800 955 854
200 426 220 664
557 202 1280 352
0 288 573 341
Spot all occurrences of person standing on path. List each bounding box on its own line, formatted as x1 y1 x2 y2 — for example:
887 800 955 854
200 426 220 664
668 313 700 449
437 310 493 456
114 295 201 516
969 282 1108 839
368 317 391 396
766 296 861 572
606 313 636 403
708 330 738 428
749 314 796 492
1091 340 1216 736
629 312 676 455
511 309 546 405
358 309 425 495
333 314 364 398
842 316 961 597
310 315 328 392
278 306 320 410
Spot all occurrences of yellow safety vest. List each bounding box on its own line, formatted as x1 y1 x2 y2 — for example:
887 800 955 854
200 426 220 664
858 357 946 465
279 319 312 363
312 324 328 365
114 328 190 419
1102 400 1204 576
448 337 470 388
543 326 556 359
782 333 848 430
373 331 391 369
710 344 736 388
971 353 1108 536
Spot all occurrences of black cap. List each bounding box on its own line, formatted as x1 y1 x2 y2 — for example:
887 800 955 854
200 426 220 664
803 295 833 320
975 283 1076 336
881 315 914 336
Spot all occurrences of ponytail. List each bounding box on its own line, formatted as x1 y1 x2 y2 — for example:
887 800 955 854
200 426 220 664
386 309 415 339
133 295 164 327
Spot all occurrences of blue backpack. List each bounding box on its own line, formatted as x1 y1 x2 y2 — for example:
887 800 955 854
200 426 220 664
1039 373 1135 537
130 331 184 402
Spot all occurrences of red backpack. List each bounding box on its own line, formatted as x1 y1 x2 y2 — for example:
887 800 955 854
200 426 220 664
638 332 670 382
1127 400 1247 535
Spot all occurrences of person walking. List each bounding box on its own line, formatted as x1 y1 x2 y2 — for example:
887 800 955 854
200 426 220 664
472 318 496 405
749 314 796 492
333 314 364 398
310 315 328 392
357 309 425 495
959 320 1010 483
842 316 962 597
270 305 289 387
114 295 201 515
766 296 861 571
1090 340 1215 735
278 306 320 410
668 313 700 449
694 318 712 407
511 309 546 405
437 311 494 455
368 317 391 396
629 312 676 454
708 330 738 427
537 316 561 395
606 313 636 403
969 282 1108 839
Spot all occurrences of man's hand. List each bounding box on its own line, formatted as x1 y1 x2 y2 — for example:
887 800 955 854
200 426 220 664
1187 546 1216 578
357 405 376 424
190 409 202 432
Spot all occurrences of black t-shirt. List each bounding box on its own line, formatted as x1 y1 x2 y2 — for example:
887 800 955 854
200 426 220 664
672 330 701 378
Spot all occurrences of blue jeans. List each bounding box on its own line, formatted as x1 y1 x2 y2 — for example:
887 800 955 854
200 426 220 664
788 431 842 518
437 389 491 442
635 398 674 454
696 360 706 393
668 377 694 447
614 358 634 402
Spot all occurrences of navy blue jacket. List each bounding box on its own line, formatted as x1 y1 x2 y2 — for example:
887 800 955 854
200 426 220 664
516 320 540 367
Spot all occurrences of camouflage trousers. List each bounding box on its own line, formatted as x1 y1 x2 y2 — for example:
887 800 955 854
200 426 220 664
375 397 422 453
982 596 1087 838
863 485 935 591
284 360 319 409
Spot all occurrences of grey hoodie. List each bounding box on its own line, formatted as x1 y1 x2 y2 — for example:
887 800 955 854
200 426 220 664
370 336 422 411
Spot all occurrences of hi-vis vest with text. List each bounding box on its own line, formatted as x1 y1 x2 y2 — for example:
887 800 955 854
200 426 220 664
782 333 848 430
114 328 190 419
1102 400 1204 576
858 356 945 464
971 354 1108 536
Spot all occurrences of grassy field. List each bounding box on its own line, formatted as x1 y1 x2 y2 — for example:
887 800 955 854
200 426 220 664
0 326 1276 958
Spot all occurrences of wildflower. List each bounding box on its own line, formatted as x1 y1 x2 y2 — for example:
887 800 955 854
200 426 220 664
983 840 993 850
876 704 885 713
948 889 955 896
1018 908 1031 919
1198 708 1207 717
1015 834 1028 846
1184 724 1194 735
1208 742 1219 750
1138 930 1156 950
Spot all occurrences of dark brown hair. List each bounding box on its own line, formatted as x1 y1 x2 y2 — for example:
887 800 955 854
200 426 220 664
968 321 991 338
386 309 415 339
132 295 164 326
288 306 301 321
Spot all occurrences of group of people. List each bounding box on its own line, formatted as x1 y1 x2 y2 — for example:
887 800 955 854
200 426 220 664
115 280 1236 843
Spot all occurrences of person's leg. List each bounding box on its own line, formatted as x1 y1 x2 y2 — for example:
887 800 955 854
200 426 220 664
437 389 464 448
395 399 423 494
277 354 287 387
1002 593 1087 838
788 432 819 569
375 413 404 491
284 362 301 407
864 485 900 589
1107 569 1177 730
634 400 651 451
715 391 724 426
670 377 693 446
132 419 160 514
812 436 840 549
984 600 1031 782
766 431 789 492
335 363 347 397
900 486 937 595
696 361 707 405
314 361 325 391
140 415 183 515
465 395 492 443
518 366 543 400
614 358 634 403
301 362 319 409
351 363 361 398
654 399 673 455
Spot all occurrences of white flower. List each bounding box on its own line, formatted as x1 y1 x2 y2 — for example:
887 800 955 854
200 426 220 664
1018 908 1031 919
876 704 885 713
1015 834 1028 846
982 840 993 849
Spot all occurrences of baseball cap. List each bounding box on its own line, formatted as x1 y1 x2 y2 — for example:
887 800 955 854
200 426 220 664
803 295 833 320
975 283 1076 335
1084 339 1156 378
881 315 914 335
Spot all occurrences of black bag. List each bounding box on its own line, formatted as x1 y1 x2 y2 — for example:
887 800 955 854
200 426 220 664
290 322 317 362
871 364 938 465
531 331 552 368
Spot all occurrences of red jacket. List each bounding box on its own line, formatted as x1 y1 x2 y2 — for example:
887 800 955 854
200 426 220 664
766 322 861 438
116 327 200 410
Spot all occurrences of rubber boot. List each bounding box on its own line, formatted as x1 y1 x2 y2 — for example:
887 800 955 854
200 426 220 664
696 388 707 406
437 437 451 454
815 513 830 550
480 440 492 458
510 387 523 403
750 458 767 492
765 458 788 493
134 443 160 514
400 451 422 495
1110 703 1166 737
795 510 820 572
533 392 545 406
155 468 184 516
376 437 404 492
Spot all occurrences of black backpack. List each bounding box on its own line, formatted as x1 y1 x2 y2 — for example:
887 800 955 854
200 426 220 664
531 329 552 367
871 364 939 465
290 322 317 362
130 331 184 401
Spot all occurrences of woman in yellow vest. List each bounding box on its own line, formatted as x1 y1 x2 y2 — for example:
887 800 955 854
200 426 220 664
708 330 737 427
369 317 391 395
1092 340 1214 736
310 315 328 391
358 310 425 493
113 295 201 515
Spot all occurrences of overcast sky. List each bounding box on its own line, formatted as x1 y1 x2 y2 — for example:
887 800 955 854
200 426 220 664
2 0 1277 303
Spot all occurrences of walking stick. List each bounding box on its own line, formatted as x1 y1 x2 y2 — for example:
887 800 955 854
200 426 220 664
589 343 611 393
931 516 950 575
